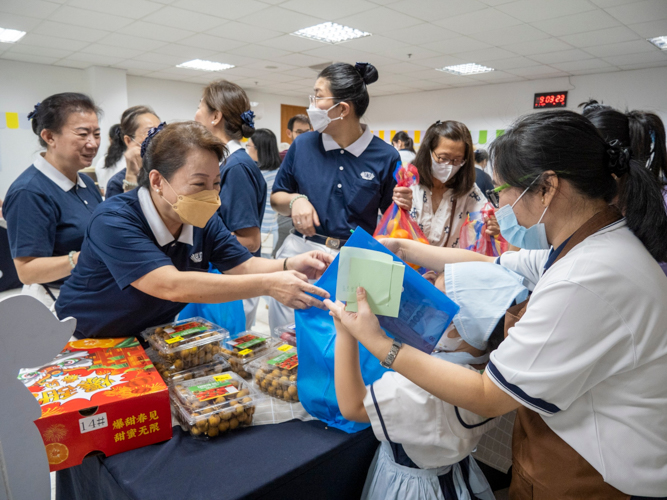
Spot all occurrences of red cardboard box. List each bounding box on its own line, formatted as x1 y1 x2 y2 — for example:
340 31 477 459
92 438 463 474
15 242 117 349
19 337 172 471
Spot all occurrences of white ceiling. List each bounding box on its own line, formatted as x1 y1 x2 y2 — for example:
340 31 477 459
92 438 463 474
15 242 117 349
1 0 667 97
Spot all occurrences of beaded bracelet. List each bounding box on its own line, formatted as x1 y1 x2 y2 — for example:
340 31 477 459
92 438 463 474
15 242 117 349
289 194 308 212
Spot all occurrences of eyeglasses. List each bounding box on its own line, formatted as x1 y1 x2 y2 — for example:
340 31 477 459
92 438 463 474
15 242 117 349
309 95 337 105
485 174 542 208
432 153 466 168
485 183 510 208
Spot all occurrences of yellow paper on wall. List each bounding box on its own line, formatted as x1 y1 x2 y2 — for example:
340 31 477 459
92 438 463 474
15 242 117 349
6 112 19 129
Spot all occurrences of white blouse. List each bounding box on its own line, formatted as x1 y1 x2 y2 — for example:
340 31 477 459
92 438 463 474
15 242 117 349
95 155 126 192
409 183 488 248
364 367 496 470
490 221 667 495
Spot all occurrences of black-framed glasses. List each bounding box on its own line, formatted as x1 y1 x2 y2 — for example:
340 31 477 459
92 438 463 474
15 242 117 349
485 183 509 208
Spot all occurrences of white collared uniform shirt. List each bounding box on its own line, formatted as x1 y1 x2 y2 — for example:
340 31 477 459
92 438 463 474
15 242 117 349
488 220 667 495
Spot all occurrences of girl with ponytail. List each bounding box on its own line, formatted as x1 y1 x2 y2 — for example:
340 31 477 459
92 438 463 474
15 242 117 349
194 80 267 329
582 99 667 272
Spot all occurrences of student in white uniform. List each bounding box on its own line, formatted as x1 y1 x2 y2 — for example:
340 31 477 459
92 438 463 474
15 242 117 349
408 121 499 248
328 110 667 498
330 262 528 500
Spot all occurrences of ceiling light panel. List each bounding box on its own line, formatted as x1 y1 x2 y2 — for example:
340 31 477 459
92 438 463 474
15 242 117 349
176 59 234 71
291 22 371 44
436 63 495 75
0 28 27 43
648 36 667 50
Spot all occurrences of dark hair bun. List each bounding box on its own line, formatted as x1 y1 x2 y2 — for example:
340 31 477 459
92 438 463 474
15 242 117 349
355 62 378 85
579 99 606 113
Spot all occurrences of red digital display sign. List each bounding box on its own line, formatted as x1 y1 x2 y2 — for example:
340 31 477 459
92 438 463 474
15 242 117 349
533 91 568 108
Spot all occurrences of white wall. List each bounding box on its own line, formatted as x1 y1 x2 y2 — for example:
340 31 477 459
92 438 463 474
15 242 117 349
2 59 667 198
364 66 667 145
127 76 305 136
0 60 86 199
0 60 305 198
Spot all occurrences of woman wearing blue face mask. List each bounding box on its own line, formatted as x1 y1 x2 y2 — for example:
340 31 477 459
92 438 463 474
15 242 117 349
409 120 499 248
329 110 667 498
268 62 412 331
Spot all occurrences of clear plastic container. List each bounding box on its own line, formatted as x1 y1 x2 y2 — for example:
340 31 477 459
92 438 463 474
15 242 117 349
142 317 228 371
220 332 279 379
162 355 232 386
247 344 299 402
171 372 259 438
272 323 297 347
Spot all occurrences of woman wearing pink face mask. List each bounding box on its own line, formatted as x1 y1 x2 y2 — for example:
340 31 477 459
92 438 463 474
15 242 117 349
410 120 499 248
55 121 332 340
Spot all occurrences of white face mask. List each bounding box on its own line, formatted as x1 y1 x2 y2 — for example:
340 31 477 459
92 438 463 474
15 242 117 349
307 102 342 133
432 155 462 183
436 324 465 352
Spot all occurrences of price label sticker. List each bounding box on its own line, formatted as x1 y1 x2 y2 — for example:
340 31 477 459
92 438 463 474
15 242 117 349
213 374 233 382
277 345 294 352
165 336 183 344
238 348 253 356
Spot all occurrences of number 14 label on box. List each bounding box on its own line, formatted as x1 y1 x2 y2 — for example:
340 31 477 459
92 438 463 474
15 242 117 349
79 412 109 434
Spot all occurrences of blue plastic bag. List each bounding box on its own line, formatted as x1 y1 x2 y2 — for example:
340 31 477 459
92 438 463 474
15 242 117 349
177 267 246 336
296 228 459 433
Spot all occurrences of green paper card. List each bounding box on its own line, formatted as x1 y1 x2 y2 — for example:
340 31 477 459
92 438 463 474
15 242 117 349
336 247 393 303
344 261 405 318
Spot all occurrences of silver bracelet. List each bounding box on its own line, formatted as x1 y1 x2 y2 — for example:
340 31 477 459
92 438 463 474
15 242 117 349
68 250 76 269
289 194 308 213
380 339 403 369
123 179 138 191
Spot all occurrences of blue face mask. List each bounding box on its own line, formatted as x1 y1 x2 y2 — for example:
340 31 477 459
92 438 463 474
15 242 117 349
495 185 550 250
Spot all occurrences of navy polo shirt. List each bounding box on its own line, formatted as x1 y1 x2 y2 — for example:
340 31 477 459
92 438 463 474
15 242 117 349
218 144 267 257
105 167 126 199
3 156 102 284
55 188 252 339
272 126 400 239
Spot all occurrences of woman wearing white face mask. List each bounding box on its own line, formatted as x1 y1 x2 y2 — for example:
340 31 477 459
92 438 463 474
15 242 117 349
409 120 498 248
268 62 412 331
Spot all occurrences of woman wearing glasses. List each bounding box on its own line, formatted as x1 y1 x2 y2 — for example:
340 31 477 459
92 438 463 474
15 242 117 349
409 120 498 248
269 61 412 330
331 111 667 498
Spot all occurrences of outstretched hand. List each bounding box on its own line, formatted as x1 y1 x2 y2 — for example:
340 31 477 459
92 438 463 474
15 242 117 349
324 287 386 346
287 250 333 280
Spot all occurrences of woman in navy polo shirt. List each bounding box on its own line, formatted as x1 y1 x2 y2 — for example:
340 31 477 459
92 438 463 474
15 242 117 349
104 105 161 199
193 80 267 329
55 121 331 340
3 93 103 308
268 62 412 330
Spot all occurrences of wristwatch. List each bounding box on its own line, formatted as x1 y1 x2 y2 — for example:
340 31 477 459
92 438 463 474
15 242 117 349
380 339 403 369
